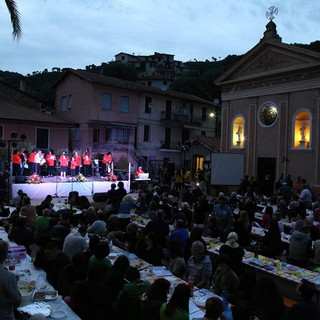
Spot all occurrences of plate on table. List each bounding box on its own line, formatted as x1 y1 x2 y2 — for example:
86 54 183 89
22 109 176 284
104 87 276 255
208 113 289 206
130 259 151 270
33 290 58 301
18 302 52 317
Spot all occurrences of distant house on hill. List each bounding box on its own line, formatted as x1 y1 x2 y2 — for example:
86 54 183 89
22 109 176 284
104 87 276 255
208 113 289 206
114 52 187 89
0 80 73 165
54 69 219 173
215 20 320 190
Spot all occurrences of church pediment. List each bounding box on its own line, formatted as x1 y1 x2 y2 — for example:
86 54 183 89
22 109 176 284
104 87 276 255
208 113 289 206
216 41 320 85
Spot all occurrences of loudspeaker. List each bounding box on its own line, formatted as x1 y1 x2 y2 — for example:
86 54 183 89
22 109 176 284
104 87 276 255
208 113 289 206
14 176 26 183
93 192 108 202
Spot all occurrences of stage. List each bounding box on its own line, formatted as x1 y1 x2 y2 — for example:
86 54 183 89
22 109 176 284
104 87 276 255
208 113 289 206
12 176 130 199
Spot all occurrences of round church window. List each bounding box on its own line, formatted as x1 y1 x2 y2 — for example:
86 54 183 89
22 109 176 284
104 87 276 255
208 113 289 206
258 102 278 127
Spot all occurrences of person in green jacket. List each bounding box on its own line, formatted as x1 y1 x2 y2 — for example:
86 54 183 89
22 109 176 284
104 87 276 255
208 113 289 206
160 283 190 320
115 267 151 320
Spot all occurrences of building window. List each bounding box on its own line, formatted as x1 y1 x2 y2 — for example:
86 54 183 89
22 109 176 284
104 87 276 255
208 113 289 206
0 125 3 139
121 55 125 60
114 127 130 143
93 128 100 143
73 128 80 141
202 107 207 121
61 96 67 112
145 97 152 113
68 94 72 110
36 128 49 149
120 96 129 112
293 109 311 149
102 93 112 110
232 115 245 148
143 125 150 142
201 131 206 136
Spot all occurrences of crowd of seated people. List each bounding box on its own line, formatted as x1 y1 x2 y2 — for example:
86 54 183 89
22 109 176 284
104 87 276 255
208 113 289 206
1 175 320 320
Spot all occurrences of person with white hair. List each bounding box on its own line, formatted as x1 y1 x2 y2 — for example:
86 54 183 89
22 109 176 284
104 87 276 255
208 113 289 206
185 241 212 289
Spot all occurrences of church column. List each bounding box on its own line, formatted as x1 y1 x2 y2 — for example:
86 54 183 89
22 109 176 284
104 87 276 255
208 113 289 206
315 96 320 184
220 103 229 153
277 99 288 178
246 103 257 176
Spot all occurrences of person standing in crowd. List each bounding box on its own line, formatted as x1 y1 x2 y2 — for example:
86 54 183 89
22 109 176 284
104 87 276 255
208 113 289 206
102 151 113 176
74 151 82 175
59 151 69 180
70 156 77 180
45 149 56 177
34 150 43 175
82 149 92 177
12 150 22 176
0 240 21 320
28 149 36 174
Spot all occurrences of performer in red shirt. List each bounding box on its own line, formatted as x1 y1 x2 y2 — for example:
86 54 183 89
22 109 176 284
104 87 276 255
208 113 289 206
134 166 145 178
45 149 56 177
70 156 77 180
82 149 92 177
12 150 22 176
17 148 27 175
59 152 69 179
74 151 82 175
28 149 36 175
102 152 113 176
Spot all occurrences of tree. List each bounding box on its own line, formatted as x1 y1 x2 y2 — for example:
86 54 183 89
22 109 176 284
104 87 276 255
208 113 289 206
102 62 138 81
4 0 22 39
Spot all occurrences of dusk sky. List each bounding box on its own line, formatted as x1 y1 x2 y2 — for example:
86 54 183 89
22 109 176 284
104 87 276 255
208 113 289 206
0 0 319 75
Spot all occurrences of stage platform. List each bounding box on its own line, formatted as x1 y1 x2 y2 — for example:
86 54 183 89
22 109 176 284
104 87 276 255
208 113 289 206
12 176 130 199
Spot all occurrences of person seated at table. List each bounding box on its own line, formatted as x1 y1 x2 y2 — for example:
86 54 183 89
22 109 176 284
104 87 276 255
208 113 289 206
134 166 145 178
236 270 257 303
62 226 89 259
104 255 130 300
58 252 87 297
35 208 52 240
184 227 208 261
185 241 212 289
233 210 251 247
134 227 147 259
47 219 71 244
261 218 282 257
162 239 186 278
160 283 190 320
19 196 38 232
115 181 127 206
34 239 71 290
88 241 112 284
87 212 106 237
38 194 54 214
282 279 320 320
8 216 34 255
144 209 170 248
193 297 224 320
252 276 284 320
0 240 21 320
108 222 138 251
232 300 254 320
219 232 244 276
71 263 114 320
212 254 239 304
115 267 151 320
212 197 233 242
141 278 171 320
241 198 256 223
168 219 189 251
261 206 273 230
145 232 164 266
194 194 211 230
288 219 312 267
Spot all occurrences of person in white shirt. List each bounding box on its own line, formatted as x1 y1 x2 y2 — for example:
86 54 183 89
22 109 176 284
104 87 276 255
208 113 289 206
62 226 89 259
299 184 312 209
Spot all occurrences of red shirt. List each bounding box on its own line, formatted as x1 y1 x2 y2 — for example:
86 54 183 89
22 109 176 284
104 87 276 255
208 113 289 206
135 169 144 178
82 153 92 165
70 160 77 170
74 154 82 166
46 153 56 166
102 154 113 164
29 152 36 163
12 154 22 165
59 155 69 167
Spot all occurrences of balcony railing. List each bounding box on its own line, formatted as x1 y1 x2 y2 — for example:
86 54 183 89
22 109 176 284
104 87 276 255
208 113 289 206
159 140 180 150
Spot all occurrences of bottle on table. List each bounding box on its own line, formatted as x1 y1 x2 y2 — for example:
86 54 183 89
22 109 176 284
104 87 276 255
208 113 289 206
124 242 129 256
188 281 194 297
281 250 287 268
9 251 16 271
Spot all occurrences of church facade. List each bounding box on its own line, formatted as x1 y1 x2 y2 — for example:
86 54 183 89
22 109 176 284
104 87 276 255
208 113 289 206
215 21 320 189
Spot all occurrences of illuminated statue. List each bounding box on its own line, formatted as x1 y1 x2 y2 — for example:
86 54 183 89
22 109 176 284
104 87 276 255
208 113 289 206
300 122 306 141
236 125 243 142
